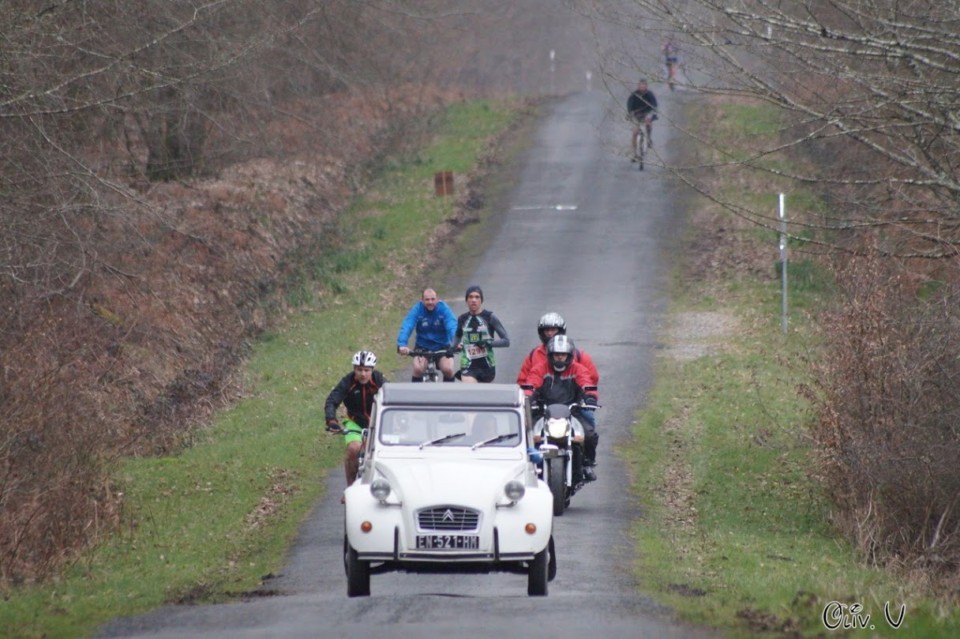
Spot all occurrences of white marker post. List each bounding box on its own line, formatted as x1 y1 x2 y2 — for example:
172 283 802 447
779 193 788 333
586 70 592 92
549 49 556 95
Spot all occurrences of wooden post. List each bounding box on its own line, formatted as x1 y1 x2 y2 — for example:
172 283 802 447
434 171 454 196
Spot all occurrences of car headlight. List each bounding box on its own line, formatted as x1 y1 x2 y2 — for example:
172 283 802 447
546 417 569 439
504 480 525 502
370 478 391 502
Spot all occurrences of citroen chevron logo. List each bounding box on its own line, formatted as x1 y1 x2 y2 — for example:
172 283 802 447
442 509 455 522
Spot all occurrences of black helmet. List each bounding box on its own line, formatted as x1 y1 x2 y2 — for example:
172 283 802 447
546 334 574 373
537 312 566 344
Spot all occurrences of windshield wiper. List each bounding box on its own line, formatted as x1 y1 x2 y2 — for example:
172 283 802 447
419 432 467 449
471 433 519 450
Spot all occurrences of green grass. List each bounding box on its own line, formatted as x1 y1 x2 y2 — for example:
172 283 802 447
627 99 960 637
0 98 530 639
629 288 960 637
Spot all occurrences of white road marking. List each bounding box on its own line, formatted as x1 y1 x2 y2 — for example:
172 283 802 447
511 204 578 211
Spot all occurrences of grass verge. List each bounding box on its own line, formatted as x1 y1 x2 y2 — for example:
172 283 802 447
626 97 960 637
0 97 533 639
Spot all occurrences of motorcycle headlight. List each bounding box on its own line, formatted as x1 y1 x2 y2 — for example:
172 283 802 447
504 480 526 502
546 417 569 439
370 478 391 502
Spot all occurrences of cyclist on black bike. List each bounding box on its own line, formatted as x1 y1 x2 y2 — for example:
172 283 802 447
397 287 458 382
627 78 658 159
325 351 386 498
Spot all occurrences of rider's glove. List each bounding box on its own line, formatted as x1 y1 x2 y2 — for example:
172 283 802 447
530 389 544 406
583 395 598 407
445 346 456 357
325 420 343 433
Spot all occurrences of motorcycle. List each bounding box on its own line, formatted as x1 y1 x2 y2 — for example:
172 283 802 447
531 400 598 517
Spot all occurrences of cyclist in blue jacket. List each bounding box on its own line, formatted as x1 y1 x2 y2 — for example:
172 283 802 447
397 288 458 381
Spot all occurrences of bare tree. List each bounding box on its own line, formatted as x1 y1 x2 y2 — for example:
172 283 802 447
0 0 493 583
1 0 604 585
582 0 960 258
577 0 960 578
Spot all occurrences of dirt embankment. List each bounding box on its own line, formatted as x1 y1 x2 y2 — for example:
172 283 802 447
0 85 472 585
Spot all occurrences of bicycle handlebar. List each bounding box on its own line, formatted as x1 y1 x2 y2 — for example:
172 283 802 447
407 348 453 360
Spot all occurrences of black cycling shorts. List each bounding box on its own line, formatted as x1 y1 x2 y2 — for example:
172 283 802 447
461 367 496 383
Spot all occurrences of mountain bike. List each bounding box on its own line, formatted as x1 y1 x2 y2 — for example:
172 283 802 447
407 348 452 382
632 113 657 171
634 127 646 171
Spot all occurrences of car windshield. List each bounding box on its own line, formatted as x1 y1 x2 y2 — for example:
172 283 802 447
378 409 521 448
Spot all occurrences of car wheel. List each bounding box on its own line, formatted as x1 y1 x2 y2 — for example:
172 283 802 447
547 536 557 581
345 536 370 597
528 547 549 596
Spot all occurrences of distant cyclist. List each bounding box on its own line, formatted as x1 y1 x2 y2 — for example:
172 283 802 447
627 78 658 158
662 36 680 90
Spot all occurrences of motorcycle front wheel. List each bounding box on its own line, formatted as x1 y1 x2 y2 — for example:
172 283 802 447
546 457 566 516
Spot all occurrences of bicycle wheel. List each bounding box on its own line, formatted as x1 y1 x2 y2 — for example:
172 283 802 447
635 130 645 171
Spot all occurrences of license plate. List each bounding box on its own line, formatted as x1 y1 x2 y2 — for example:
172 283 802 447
415 534 480 550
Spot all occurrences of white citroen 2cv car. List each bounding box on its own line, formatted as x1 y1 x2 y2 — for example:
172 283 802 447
342 383 556 597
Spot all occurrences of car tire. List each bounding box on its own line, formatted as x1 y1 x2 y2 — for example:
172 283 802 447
547 536 557 582
528 547 549 596
345 537 370 597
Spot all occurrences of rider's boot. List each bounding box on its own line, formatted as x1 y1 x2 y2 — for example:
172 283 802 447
583 466 597 482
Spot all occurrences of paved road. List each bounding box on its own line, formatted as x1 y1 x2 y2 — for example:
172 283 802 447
96 88 721 639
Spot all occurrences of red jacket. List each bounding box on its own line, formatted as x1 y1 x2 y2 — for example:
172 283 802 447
517 344 599 387
524 358 599 406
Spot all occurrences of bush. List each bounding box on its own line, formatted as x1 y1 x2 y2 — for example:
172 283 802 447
807 254 960 580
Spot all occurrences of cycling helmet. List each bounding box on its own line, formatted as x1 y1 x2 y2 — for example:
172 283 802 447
546 335 575 373
537 312 567 344
352 350 377 367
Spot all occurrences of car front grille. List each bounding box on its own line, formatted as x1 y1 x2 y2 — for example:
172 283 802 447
417 506 481 532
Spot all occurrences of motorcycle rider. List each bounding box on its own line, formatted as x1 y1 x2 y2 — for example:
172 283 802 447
517 312 600 446
527 335 599 482
396 287 458 381
324 351 386 499
517 312 599 388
